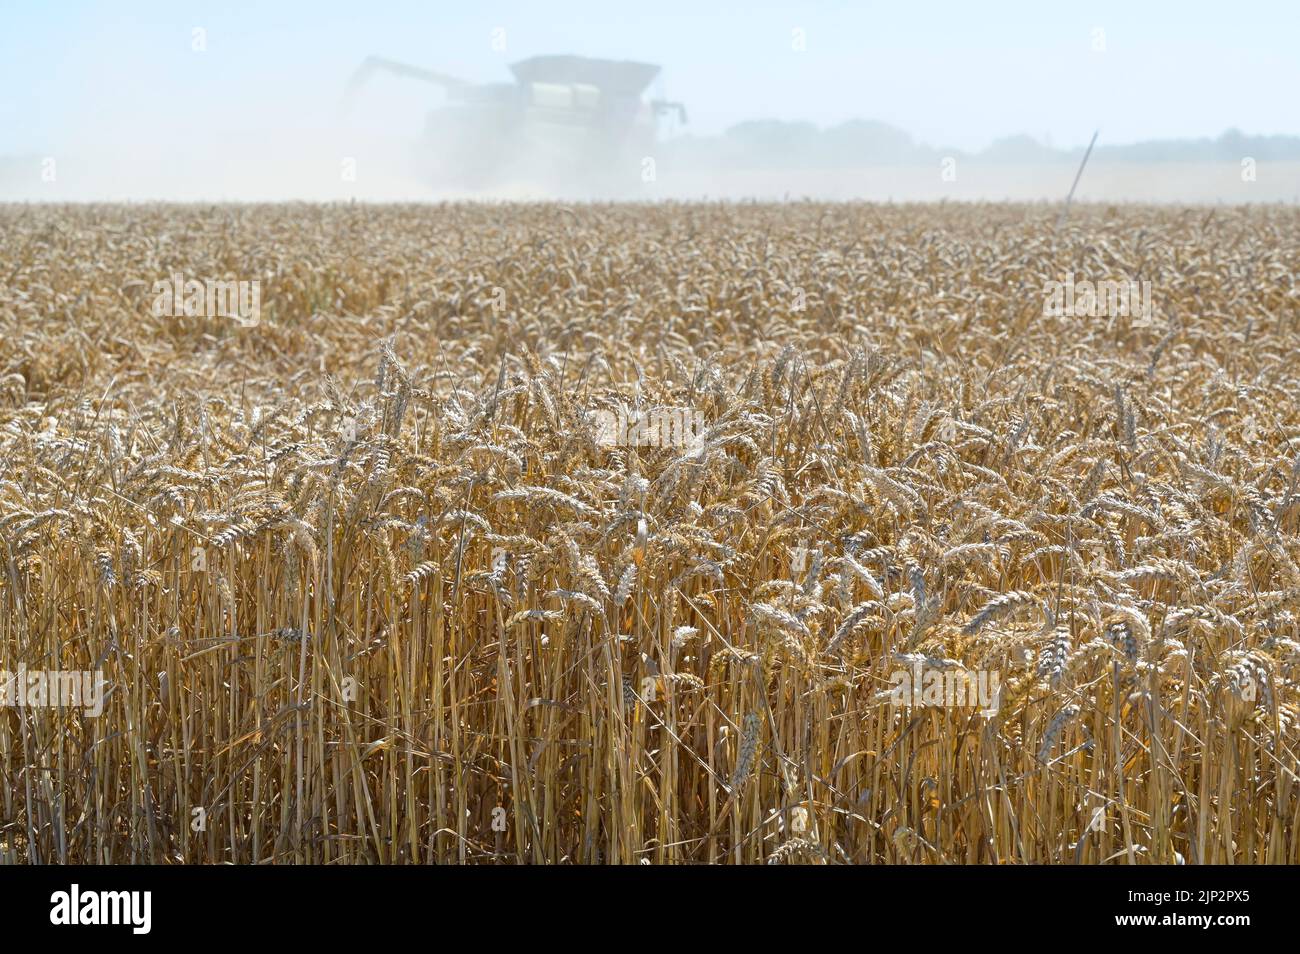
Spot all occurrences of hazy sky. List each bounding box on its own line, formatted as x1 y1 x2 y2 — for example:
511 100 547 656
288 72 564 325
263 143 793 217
3 0 1297 157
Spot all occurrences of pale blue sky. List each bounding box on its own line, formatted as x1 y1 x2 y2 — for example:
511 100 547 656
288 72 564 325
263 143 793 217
2 0 1296 158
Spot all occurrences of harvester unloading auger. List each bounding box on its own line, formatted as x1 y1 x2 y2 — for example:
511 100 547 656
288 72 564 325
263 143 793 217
344 54 687 193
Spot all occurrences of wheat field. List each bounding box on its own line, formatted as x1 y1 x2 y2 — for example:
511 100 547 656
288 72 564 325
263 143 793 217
1 202 1298 864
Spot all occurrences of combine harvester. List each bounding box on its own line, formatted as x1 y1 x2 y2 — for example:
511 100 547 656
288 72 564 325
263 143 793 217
345 54 686 195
